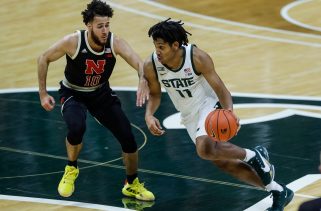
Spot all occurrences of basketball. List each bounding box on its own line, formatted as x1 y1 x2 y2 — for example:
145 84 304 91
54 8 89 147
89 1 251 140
205 109 238 142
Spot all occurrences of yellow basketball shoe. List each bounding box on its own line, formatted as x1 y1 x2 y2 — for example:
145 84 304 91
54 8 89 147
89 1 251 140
58 165 79 197
122 178 155 201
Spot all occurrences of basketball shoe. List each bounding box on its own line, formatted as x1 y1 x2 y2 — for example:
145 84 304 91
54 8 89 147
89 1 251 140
122 197 155 211
247 146 275 186
58 165 79 197
267 184 294 211
122 178 155 201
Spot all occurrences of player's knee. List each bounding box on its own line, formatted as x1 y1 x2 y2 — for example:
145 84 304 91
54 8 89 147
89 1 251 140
67 121 86 145
121 137 137 153
196 145 211 160
196 137 217 160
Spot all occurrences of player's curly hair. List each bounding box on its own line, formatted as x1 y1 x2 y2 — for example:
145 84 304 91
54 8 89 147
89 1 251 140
81 0 114 24
148 18 192 47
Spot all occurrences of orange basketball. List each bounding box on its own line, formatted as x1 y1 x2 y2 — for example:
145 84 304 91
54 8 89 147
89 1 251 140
205 109 238 142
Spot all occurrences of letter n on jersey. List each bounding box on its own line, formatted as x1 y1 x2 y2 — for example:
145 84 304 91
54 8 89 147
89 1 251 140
85 60 106 74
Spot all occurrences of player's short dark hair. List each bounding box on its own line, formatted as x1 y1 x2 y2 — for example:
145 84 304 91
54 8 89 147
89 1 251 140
81 0 114 24
148 18 191 47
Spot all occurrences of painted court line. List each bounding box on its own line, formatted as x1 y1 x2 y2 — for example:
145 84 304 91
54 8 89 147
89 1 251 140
0 194 131 211
1 87 321 101
244 174 321 211
140 0 321 39
0 146 260 190
103 0 321 47
281 0 321 32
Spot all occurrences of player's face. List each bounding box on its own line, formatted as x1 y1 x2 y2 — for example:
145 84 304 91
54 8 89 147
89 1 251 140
153 38 179 65
88 16 110 47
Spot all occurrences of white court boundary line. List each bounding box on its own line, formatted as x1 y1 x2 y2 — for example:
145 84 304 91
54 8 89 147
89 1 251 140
0 194 131 211
140 0 321 39
1 87 321 101
281 0 321 32
102 0 321 47
163 107 321 129
244 174 321 211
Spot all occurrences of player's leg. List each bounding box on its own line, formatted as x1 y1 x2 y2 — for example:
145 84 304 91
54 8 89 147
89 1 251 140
212 159 264 188
58 89 87 197
191 99 293 209
61 97 87 162
90 99 154 201
190 99 274 186
195 136 265 186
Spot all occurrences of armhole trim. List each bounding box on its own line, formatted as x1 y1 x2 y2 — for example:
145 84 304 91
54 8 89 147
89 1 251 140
110 33 116 58
70 30 81 60
191 44 201 76
151 53 158 80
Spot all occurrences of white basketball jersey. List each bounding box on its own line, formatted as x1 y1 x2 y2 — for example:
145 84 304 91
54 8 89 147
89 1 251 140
152 44 218 119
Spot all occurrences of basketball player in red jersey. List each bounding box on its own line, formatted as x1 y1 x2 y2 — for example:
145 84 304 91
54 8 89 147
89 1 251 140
143 18 293 210
37 0 154 201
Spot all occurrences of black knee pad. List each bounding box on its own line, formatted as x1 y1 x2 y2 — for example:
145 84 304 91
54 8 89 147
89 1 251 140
121 136 138 153
62 99 87 146
67 120 86 145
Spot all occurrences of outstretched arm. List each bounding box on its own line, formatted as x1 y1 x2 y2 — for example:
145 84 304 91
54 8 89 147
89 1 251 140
143 56 164 136
113 36 149 107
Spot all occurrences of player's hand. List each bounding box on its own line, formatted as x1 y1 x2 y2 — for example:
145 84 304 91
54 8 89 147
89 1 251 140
145 115 165 136
136 77 149 107
232 111 241 134
234 114 241 135
39 92 55 111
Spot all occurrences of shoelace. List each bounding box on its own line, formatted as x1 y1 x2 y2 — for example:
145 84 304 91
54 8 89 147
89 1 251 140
63 170 77 184
133 182 147 192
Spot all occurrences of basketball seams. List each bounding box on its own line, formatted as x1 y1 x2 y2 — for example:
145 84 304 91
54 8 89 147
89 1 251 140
222 110 232 140
205 111 214 140
216 109 220 141
205 109 238 142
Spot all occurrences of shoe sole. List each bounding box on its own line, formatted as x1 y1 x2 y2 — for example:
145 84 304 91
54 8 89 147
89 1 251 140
284 189 294 207
58 188 73 197
122 189 155 201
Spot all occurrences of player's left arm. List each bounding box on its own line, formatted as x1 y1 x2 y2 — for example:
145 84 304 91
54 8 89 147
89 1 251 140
193 47 233 111
113 35 149 107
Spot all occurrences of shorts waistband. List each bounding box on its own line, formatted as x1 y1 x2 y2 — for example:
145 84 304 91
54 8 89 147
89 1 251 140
62 78 104 92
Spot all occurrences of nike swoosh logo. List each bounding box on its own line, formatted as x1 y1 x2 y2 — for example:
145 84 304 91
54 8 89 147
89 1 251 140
256 150 270 172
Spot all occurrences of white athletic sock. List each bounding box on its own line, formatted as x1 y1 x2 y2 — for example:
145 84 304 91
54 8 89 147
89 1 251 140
243 149 256 162
266 181 284 192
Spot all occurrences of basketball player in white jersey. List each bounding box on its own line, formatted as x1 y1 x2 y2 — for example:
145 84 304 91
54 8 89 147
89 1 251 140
143 18 293 211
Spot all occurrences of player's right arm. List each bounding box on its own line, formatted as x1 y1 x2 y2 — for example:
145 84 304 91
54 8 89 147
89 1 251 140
143 56 165 136
37 33 78 111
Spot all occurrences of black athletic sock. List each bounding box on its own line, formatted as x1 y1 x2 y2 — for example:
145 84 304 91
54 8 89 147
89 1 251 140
127 173 138 184
68 160 78 168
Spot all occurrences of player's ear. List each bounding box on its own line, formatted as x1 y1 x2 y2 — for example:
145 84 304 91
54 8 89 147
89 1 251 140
172 41 180 50
86 22 92 29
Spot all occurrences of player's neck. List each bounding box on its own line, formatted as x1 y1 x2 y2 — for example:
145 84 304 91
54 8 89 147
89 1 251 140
87 36 104 52
166 49 184 70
